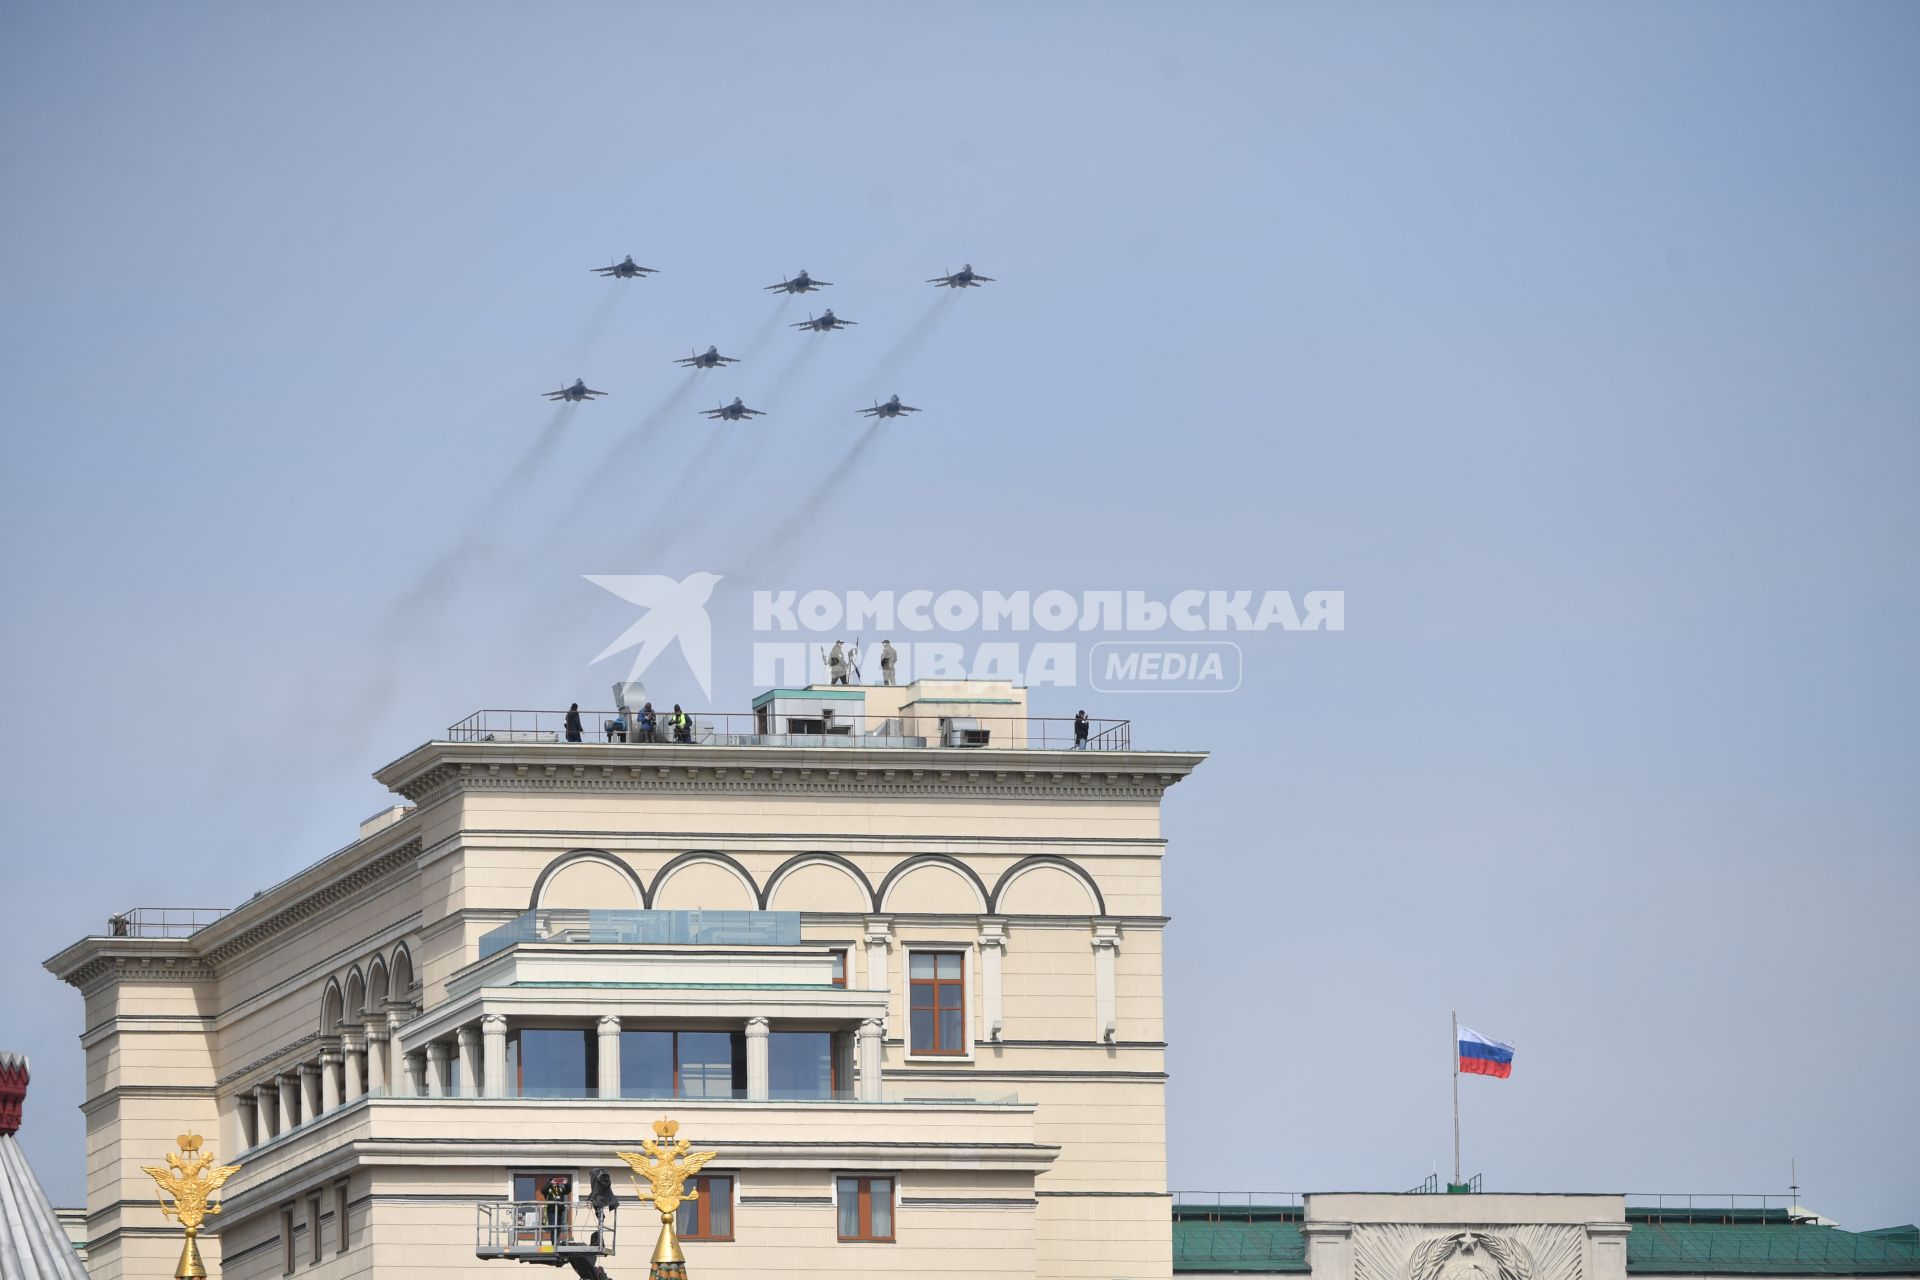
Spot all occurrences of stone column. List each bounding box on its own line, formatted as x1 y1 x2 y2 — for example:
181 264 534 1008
236 1094 257 1150
320 1050 342 1113
863 916 893 993
482 1015 509 1099
457 1026 482 1098
254 1083 278 1142
979 919 1007 1042
386 1010 408 1097
300 1063 322 1123
364 1024 389 1096
342 1033 364 1101
596 1017 622 1099
1092 921 1121 1043
745 1017 771 1101
277 1073 298 1132
856 1018 885 1103
424 1042 447 1098
403 1052 424 1098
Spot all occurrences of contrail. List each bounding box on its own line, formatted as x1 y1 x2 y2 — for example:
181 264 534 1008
565 285 629 358
555 373 698 531
726 421 884 579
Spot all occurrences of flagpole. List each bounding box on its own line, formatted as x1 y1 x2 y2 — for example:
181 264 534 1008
1451 1009 1461 1186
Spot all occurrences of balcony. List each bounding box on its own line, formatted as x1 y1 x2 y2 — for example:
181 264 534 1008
480 910 801 960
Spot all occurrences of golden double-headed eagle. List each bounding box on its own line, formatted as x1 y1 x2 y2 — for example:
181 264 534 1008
614 1119 718 1222
141 1134 241 1233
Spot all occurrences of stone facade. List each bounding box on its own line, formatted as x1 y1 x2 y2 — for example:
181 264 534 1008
45 682 1204 1280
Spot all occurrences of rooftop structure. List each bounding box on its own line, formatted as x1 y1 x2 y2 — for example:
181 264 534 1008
46 678 1204 1280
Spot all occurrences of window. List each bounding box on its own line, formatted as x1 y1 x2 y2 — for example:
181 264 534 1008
829 949 848 988
769 1031 838 1100
620 1030 746 1099
307 1193 323 1264
512 1172 574 1247
674 1174 734 1241
510 1029 595 1098
908 952 966 1055
836 1176 895 1242
334 1182 351 1254
280 1206 295 1276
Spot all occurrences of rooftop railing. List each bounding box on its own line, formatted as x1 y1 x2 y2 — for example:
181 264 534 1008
479 909 803 959
105 907 230 938
446 709 1131 751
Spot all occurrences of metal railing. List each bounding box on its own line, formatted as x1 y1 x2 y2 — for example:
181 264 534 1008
476 1200 615 1258
1625 1194 1809 1223
1172 1191 1307 1219
446 709 1131 751
106 907 230 938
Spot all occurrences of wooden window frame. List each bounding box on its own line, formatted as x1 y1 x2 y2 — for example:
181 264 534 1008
675 1174 735 1242
829 948 848 988
835 1175 896 1243
907 950 968 1056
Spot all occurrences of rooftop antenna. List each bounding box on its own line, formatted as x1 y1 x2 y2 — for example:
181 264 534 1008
1790 1157 1799 1207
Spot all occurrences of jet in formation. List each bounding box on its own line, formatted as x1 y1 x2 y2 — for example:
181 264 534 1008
928 263 993 288
544 379 608 402
793 309 857 333
766 270 830 294
859 395 920 419
675 345 740 370
593 256 657 279
702 397 766 421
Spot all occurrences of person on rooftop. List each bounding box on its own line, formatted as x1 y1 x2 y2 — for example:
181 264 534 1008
565 703 583 743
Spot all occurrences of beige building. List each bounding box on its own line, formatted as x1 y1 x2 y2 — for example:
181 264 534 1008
45 681 1202 1280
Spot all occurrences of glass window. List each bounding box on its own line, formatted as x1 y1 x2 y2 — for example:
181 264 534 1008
674 1175 733 1241
678 1031 742 1099
620 1030 745 1098
621 1030 675 1098
909 951 966 1055
308 1194 323 1264
769 1031 834 1100
836 1176 895 1242
512 1030 594 1098
830 949 847 988
281 1207 295 1275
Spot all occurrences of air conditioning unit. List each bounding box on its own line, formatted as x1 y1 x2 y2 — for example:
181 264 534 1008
940 717 991 748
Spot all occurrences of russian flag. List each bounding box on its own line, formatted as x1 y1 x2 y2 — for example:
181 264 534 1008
1458 1027 1514 1079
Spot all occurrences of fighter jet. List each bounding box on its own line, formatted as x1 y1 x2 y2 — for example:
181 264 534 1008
674 345 740 370
702 397 766 421
792 309 857 333
858 395 920 419
928 263 994 288
544 379 608 402
593 256 657 279
766 270 830 294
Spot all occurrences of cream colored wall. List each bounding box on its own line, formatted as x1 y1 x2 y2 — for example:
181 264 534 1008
57 733 1198 1280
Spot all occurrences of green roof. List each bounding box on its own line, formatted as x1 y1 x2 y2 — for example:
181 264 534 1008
1173 1208 1307 1274
1170 1211 1920 1277
1626 1222 1919 1274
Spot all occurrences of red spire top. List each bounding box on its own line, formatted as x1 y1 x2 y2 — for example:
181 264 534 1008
0 1052 26 1136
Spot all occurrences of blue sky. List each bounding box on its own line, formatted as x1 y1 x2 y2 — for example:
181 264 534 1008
2 2 1916 1226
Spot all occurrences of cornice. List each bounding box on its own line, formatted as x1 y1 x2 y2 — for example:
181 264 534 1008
198 839 422 966
377 741 1206 805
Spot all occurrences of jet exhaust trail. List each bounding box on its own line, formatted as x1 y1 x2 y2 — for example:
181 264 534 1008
725 421 884 580
557 373 699 528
